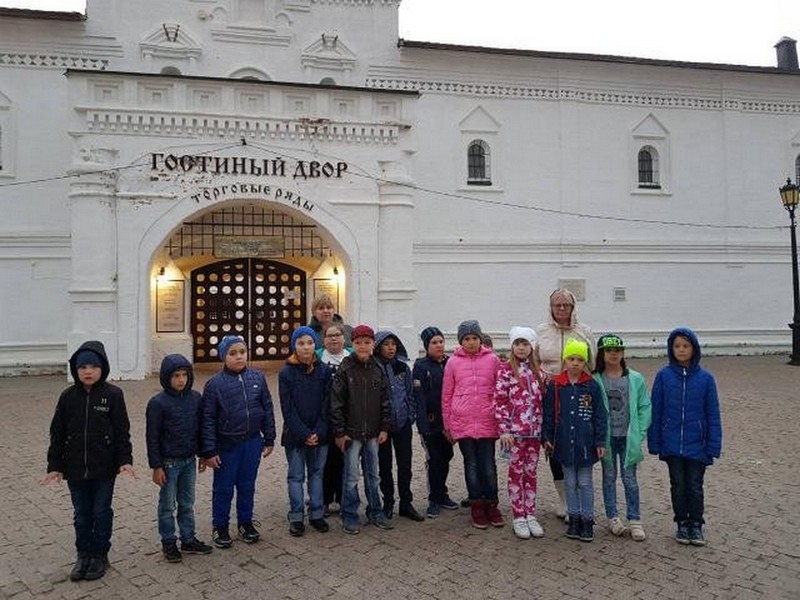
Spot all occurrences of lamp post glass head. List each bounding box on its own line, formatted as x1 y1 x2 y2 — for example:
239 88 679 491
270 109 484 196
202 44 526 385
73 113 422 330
779 178 800 211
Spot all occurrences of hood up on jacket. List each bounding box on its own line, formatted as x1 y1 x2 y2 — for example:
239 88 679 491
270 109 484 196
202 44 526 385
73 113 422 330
666 326 702 371
546 288 582 329
159 353 195 396
373 330 409 362
68 340 110 384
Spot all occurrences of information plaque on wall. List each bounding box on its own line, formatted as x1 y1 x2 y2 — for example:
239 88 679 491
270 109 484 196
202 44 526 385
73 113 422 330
312 278 339 313
156 280 185 333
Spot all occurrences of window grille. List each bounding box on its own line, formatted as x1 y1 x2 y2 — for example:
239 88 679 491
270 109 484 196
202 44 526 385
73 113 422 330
637 146 660 189
467 140 491 185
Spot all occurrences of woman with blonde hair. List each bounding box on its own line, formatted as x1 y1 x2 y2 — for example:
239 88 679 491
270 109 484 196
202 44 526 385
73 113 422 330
308 295 352 350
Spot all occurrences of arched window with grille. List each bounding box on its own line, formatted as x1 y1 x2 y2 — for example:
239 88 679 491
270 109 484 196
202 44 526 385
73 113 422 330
637 146 660 189
467 139 491 185
795 153 800 184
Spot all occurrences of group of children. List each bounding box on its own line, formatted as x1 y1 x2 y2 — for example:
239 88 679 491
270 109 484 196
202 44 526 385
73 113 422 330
44 319 722 580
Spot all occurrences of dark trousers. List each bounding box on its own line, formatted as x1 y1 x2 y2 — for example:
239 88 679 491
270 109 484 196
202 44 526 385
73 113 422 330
322 443 343 505
421 431 454 504
68 478 116 556
665 456 707 524
378 421 414 509
549 455 564 481
458 437 498 501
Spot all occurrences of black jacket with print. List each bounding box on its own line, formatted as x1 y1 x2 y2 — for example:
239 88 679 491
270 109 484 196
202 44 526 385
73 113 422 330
46 341 133 480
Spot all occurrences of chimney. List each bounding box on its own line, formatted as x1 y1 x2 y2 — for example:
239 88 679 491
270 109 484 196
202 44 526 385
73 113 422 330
775 36 798 70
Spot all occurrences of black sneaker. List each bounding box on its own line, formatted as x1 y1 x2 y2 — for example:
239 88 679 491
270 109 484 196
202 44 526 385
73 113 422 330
676 521 691 545
439 497 460 511
238 522 260 543
83 555 106 581
181 537 213 555
289 521 305 537
579 518 595 542
565 515 581 540
212 527 233 549
688 523 706 546
370 517 394 530
309 518 329 533
162 541 182 563
69 554 90 581
399 504 425 522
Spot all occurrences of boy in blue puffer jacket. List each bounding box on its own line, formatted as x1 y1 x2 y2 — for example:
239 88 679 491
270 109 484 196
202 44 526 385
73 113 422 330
648 327 722 547
146 354 212 563
374 330 423 522
200 335 275 548
279 327 332 537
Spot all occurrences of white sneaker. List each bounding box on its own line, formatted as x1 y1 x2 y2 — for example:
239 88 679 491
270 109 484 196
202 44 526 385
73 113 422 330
608 517 627 536
526 515 544 538
629 520 646 541
512 517 531 539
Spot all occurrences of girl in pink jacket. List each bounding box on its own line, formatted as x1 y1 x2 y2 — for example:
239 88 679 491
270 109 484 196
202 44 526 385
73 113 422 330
494 327 548 539
442 320 502 530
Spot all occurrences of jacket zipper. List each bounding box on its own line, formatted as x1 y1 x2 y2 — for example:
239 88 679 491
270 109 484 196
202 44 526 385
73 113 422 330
362 361 369 435
680 368 687 454
83 390 90 478
239 374 249 436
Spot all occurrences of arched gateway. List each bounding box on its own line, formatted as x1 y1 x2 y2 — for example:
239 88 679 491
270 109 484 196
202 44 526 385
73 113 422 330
64 71 418 379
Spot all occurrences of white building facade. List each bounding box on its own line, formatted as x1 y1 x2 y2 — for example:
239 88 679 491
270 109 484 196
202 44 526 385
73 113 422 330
1 1 798 378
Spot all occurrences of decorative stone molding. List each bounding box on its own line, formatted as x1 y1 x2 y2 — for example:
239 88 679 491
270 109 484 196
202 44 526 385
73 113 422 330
139 23 202 61
301 32 357 73
0 52 108 69
311 0 400 5
366 76 800 115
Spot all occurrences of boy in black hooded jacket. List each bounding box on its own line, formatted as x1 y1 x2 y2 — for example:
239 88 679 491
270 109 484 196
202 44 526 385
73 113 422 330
44 340 135 582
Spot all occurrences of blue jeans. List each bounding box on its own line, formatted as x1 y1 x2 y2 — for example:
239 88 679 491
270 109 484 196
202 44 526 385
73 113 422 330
457 438 498 501
68 478 115 556
563 465 594 518
157 457 197 543
212 436 262 527
665 456 707 524
601 437 641 520
285 444 328 522
341 437 384 526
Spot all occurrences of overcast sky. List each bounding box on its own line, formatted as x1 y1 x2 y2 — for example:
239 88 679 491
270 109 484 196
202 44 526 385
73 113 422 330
1 0 796 67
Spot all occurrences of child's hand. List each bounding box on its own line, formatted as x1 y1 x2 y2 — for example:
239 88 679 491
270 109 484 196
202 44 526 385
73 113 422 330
152 467 166 487
261 445 274 458
119 464 137 479
206 455 222 469
378 431 389 445
335 435 352 453
543 441 553 454
41 471 63 485
444 430 454 444
499 433 514 451
198 458 208 473
596 447 606 459
305 433 319 446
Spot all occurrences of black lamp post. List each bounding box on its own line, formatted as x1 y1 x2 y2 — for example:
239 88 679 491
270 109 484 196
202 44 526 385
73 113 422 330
779 178 800 365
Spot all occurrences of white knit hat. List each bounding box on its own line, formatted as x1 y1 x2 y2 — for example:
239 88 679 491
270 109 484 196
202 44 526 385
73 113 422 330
508 326 538 347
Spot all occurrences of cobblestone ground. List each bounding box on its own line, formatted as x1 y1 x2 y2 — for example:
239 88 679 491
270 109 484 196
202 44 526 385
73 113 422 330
0 356 798 600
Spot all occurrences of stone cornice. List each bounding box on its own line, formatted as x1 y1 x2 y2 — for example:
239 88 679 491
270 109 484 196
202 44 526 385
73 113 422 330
0 52 108 69
311 0 400 5
366 76 800 115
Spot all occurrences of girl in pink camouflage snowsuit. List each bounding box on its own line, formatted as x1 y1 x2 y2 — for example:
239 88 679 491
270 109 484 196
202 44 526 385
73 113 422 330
494 326 548 539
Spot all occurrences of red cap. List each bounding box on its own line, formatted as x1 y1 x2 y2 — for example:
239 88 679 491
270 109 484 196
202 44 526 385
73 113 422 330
351 324 375 340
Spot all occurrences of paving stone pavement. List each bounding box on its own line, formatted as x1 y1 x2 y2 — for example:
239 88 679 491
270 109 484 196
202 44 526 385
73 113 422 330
0 356 798 600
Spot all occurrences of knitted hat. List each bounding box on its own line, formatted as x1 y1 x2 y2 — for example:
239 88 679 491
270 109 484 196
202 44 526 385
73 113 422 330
508 326 538 347
597 334 625 350
351 324 375 340
75 350 101 369
562 338 589 362
218 335 246 360
420 326 444 350
457 320 482 343
290 326 319 351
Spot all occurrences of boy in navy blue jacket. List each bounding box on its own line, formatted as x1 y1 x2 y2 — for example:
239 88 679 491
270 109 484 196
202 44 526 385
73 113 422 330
648 327 722 546
146 354 212 562
412 326 459 518
44 341 135 582
200 335 275 548
279 326 332 537
374 329 423 522
543 338 607 542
